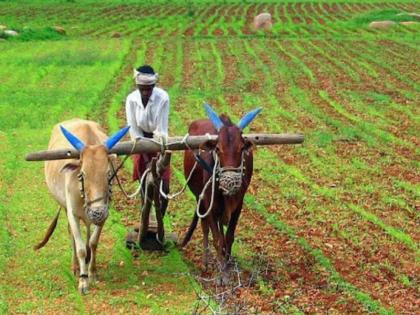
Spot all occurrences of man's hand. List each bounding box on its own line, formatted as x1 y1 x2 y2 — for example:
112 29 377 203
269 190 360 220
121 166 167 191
153 131 168 145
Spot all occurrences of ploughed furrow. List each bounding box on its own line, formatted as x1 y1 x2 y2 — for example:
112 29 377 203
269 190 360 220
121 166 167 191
231 38 417 243
289 3 304 25
90 5 179 38
285 40 418 155
298 3 326 37
357 40 420 86
181 5 213 37
208 5 231 37
246 37 416 247
280 40 419 215
308 2 343 36
307 39 418 147
274 2 289 24
210 38 419 314
296 3 314 25
221 4 241 36
196 5 223 37
208 39 416 315
88 39 138 126
308 2 327 26
342 41 419 104
242 3 260 35
228 4 246 36
318 40 418 141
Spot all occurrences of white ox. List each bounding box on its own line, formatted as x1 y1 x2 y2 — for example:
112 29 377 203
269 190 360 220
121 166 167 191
36 118 129 294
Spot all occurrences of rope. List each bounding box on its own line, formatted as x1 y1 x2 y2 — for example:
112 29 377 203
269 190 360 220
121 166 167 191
159 161 198 200
158 133 213 200
111 139 143 199
112 133 216 203
195 154 219 219
158 133 201 201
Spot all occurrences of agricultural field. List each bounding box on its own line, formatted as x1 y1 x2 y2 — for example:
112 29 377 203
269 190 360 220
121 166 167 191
0 0 419 314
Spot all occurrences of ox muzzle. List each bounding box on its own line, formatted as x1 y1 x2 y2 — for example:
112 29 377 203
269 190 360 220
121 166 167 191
219 169 243 196
217 150 246 196
86 206 109 225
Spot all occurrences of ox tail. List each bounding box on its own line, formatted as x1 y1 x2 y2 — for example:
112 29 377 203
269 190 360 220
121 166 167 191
180 212 199 247
34 207 61 250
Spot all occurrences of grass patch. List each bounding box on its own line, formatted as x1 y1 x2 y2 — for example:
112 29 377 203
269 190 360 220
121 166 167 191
1 27 65 41
351 9 419 26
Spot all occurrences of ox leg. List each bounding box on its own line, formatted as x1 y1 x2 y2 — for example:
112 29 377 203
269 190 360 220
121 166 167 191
88 224 103 284
67 207 89 294
226 206 242 263
208 217 229 285
201 219 210 270
85 225 91 264
69 223 79 276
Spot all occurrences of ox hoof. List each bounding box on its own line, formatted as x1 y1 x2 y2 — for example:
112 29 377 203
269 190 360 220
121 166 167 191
126 231 140 250
78 279 89 295
79 285 89 295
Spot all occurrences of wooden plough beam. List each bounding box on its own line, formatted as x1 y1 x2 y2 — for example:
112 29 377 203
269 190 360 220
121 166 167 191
25 133 304 161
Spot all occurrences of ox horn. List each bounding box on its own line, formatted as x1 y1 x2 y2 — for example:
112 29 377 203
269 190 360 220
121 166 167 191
104 126 130 151
204 103 224 131
60 125 85 152
237 107 262 130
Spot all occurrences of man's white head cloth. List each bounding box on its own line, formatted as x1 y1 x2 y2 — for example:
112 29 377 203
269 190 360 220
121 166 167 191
133 68 158 85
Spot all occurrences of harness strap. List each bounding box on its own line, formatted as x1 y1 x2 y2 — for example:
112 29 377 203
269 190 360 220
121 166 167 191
194 154 214 174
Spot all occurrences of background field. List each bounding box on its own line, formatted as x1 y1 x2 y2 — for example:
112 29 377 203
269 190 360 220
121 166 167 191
0 0 418 314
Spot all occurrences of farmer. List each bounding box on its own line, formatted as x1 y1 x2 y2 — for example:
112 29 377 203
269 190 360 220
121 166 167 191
125 64 170 215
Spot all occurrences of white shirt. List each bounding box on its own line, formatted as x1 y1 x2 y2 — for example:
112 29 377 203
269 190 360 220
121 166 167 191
125 87 169 140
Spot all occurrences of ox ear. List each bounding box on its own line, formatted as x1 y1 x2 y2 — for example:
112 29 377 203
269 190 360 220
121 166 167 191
237 108 262 130
60 125 85 152
244 139 255 153
108 153 117 165
104 126 130 151
60 161 81 173
204 103 224 131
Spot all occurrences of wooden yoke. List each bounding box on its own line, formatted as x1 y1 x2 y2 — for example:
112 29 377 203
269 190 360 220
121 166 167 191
25 134 304 161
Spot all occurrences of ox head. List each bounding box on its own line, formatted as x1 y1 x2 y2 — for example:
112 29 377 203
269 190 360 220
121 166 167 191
203 104 261 195
60 125 130 225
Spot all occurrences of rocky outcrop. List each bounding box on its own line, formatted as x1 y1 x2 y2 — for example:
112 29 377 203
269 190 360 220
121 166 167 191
254 13 272 31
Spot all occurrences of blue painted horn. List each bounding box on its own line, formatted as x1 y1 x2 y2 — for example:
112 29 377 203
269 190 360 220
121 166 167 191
104 126 130 150
60 125 85 152
237 107 262 130
204 103 224 131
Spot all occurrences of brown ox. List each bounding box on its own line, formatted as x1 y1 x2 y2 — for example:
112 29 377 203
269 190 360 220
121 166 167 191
181 105 261 282
36 118 129 294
